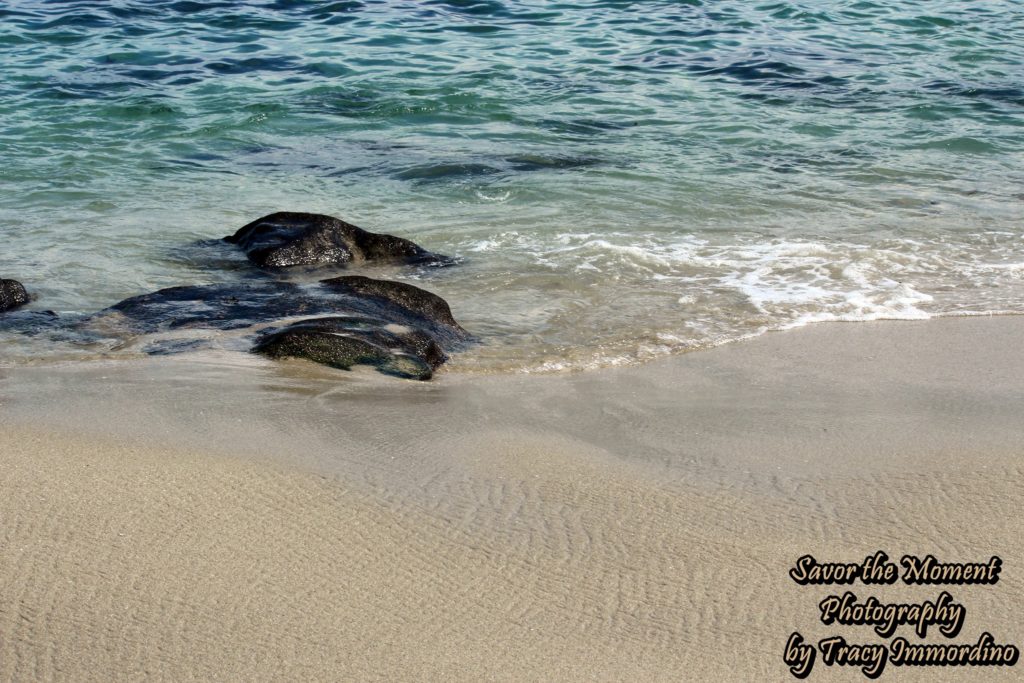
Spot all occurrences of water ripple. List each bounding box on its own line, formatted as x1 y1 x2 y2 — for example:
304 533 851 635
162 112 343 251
1 0 1023 371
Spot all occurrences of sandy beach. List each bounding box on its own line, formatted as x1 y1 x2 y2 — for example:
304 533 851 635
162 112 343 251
3 2 1022 680
1 316 1022 681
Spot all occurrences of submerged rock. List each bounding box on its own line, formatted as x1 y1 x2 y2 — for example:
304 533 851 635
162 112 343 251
92 275 471 380
0 310 61 339
224 211 452 269
0 279 30 312
101 280 317 333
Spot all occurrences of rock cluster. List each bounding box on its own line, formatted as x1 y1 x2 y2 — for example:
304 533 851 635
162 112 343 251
4 213 471 380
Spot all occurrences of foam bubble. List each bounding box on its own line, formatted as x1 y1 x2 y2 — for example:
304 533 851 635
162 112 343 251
446 228 1024 373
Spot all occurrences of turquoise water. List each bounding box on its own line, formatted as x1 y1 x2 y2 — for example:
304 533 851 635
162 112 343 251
1 0 1023 372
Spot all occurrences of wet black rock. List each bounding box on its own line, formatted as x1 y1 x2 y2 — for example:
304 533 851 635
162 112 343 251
101 280 318 333
93 275 471 380
224 211 452 269
320 275 467 344
0 279 30 312
0 310 61 339
254 316 445 380
251 275 470 380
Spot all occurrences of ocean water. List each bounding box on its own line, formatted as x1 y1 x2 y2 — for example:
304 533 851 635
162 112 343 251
1 0 1022 373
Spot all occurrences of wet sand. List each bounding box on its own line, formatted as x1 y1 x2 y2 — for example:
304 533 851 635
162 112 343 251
1 316 1022 681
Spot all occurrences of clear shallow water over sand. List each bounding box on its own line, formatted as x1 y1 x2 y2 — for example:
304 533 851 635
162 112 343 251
1 1 1023 372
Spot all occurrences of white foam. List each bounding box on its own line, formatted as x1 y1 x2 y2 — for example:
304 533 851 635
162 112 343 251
448 228 1024 373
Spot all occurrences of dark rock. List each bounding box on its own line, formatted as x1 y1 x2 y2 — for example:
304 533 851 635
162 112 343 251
254 316 445 380
0 279 30 312
321 275 466 342
224 212 452 269
101 280 315 333
393 163 501 183
90 276 472 380
0 310 61 338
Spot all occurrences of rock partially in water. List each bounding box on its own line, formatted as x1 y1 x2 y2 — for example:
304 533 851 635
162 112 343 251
320 275 467 344
224 211 452 269
91 275 472 380
251 276 470 380
100 280 319 333
0 310 62 339
254 316 445 380
0 279 30 312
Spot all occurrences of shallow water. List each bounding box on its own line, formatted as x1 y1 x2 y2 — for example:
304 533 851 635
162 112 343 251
1 0 1023 372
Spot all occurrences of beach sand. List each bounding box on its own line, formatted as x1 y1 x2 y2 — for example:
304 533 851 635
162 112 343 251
1 317 1022 681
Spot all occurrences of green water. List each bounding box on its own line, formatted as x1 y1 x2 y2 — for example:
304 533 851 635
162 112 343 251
1 0 1023 371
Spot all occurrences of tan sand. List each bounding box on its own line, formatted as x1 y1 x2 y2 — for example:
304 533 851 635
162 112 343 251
1 316 1022 681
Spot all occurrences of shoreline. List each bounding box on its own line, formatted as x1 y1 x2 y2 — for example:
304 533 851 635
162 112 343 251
2 316 1022 680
